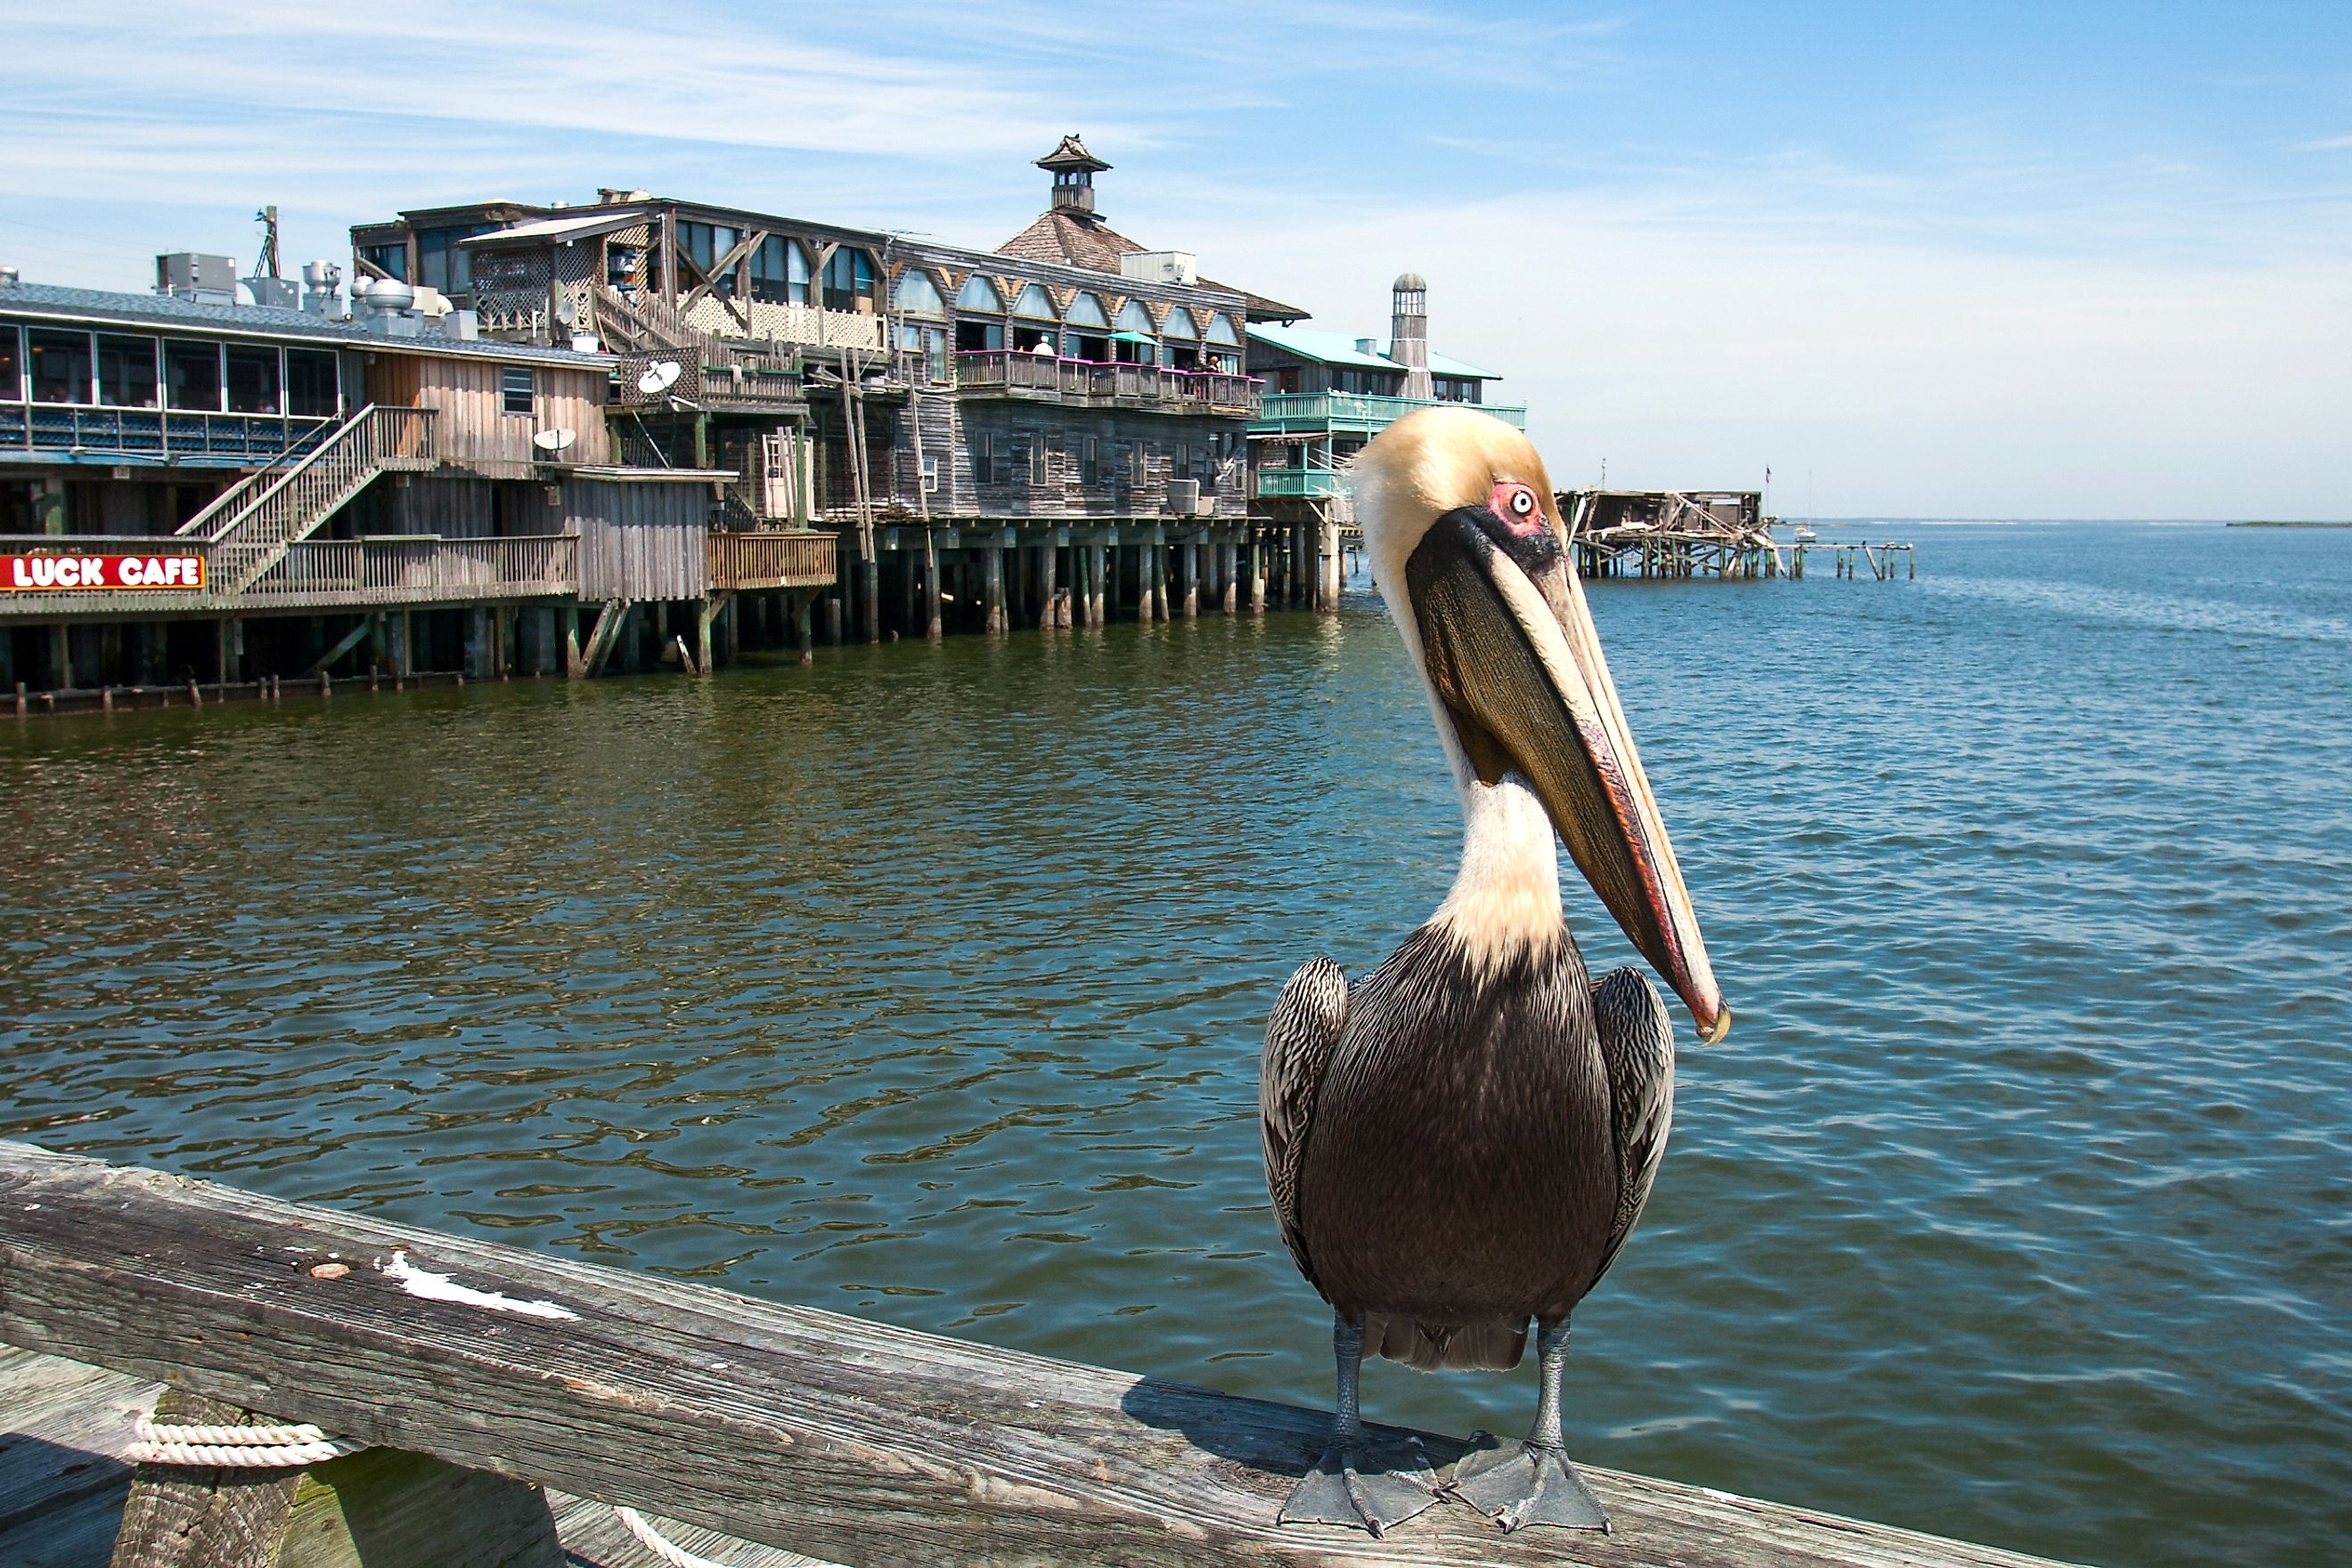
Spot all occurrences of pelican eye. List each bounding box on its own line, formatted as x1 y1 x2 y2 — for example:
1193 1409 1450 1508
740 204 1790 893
1508 489 1536 517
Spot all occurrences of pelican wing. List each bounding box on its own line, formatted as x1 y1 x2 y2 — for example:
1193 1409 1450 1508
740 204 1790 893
1587 966 1677 1294
1262 956 1350 1287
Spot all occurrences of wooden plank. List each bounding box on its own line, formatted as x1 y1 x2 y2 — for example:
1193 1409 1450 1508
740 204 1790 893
0 1144 2073 1568
0 1347 811 1568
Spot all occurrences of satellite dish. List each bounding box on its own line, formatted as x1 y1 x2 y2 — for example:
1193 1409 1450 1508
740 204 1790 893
532 428 577 453
637 360 682 395
554 295 579 326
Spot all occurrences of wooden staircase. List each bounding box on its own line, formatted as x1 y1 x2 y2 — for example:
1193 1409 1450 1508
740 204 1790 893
194 405 439 595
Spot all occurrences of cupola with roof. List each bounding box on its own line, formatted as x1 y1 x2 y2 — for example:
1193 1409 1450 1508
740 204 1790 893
1038 134 1110 216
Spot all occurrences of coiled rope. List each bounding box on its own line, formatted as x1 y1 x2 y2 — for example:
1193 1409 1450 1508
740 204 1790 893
128 1417 360 1468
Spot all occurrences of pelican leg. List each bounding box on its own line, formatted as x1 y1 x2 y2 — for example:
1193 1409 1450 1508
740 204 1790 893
1279 1313 1441 1536
1448 1317 1609 1532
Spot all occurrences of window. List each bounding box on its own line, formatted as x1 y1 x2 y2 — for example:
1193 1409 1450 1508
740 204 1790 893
224 346 280 413
1066 293 1108 330
166 339 222 411
892 267 944 316
0 326 19 402
607 245 646 290
976 431 996 485
286 349 339 417
1011 284 1058 322
1162 308 1198 340
1275 366 1301 394
415 225 496 293
679 222 739 294
95 335 159 408
954 319 1003 354
1112 299 1157 363
28 330 92 404
1205 313 1241 347
1081 436 1099 486
750 237 810 305
954 274 1002 313
360 242 408 282
822 248 875 309
501 366 535 415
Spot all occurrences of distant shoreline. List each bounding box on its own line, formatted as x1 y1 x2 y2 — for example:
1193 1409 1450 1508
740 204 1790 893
2226 520 2352 529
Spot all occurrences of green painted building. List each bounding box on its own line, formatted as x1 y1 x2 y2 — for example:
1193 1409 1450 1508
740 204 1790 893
1245 274 1525 600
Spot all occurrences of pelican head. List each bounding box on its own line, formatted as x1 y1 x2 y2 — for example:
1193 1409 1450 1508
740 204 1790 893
1353 405 1729 1043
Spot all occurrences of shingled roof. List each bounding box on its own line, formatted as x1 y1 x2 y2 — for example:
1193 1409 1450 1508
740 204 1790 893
995 209 1309 324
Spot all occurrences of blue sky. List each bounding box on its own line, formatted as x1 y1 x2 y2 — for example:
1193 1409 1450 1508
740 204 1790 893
4 1 2347 517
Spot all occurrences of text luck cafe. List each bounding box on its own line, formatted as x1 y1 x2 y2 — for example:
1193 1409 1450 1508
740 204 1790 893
4 554 208 591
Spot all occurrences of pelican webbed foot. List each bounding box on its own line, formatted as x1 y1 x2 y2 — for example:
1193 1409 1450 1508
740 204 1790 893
1444 1316 1610 1532
1448 1433 1608 1532
1279 1437 1441 1537
1278 1311 1441 1536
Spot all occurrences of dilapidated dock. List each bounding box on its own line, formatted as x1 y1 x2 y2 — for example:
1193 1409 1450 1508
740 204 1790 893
0 1140 2073 1568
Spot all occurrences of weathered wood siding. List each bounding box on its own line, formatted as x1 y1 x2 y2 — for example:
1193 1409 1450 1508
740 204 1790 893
392 476 495 538
362 355 611 475
888 400 1245 521
568 479 710 600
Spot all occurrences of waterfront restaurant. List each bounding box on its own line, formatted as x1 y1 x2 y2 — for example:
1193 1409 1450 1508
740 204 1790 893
0 266 829 699
349 137 1318 637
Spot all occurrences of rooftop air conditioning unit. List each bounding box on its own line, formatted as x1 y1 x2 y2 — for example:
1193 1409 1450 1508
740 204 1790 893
1120 250 1198 287
156 252 239 306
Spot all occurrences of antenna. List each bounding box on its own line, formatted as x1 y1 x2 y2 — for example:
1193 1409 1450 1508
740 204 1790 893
637 360 682 395
532 428 577 454
254 205 281 280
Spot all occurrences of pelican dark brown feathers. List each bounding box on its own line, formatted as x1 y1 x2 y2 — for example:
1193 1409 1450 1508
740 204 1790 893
1259 407 1728 1536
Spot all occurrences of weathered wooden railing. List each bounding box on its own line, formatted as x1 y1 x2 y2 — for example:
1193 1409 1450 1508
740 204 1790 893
242 533 579 607
0 1141 2071 1568
707 528 838 592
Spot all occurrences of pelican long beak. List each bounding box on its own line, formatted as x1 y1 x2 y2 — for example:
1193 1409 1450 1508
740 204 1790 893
1406 505 1730 1043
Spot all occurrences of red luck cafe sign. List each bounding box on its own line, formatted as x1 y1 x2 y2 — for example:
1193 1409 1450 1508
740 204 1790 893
3 552 208 591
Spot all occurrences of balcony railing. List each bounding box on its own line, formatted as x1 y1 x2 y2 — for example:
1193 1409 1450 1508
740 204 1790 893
243 534 577 608
0 531 575 617
1252 391 1527 435
953 353 1261 415
1254 467 1351 500
0 403 342 465
707 529 838 592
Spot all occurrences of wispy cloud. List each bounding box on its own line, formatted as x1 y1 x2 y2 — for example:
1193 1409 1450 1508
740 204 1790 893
2 0 2343 516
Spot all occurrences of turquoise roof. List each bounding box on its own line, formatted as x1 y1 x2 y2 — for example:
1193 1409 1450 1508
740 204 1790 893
1246 323 1398 372
1245 323 1501 381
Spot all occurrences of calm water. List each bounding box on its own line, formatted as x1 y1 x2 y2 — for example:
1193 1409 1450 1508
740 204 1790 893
4 523 2348 1567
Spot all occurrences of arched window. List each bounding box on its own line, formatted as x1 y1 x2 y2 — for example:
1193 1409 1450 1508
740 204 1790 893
1012 283 1058 320
893 268 946 316
750 237 809 305
822 248 876 308
1111 299 1158 364
1066 292 1109 329
955 274 1003 312
1205 313 1241 347
1161 307 1199 339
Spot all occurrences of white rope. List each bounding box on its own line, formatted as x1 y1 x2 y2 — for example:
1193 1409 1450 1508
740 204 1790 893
613 1505 836 1568
615 1507 743 1568
128 1417 360 1468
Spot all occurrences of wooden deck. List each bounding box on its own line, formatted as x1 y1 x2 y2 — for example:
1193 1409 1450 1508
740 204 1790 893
0 1141 2078 1568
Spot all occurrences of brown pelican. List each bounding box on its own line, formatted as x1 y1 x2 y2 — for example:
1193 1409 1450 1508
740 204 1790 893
1261 406 1729 1536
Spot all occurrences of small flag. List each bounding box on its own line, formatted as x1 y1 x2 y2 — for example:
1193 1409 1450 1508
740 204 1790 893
1765 467 1773 483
